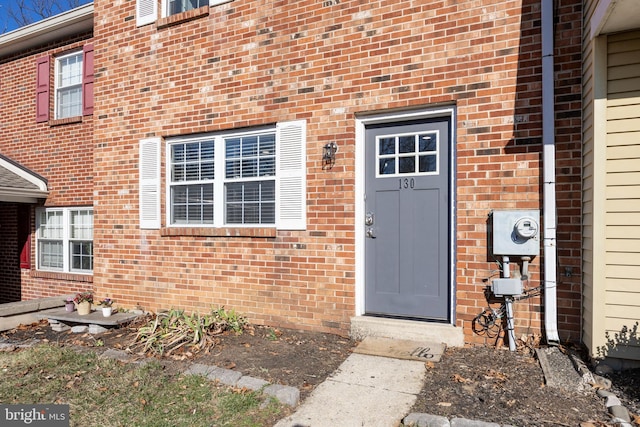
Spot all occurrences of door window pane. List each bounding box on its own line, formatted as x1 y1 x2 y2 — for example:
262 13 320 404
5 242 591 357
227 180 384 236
379 137 395 155
419 155 437 172
419 133 437 152
399 157 415 174
399 136 415 153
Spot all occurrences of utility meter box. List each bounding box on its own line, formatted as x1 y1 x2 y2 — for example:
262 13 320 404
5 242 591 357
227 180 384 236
492 278 523 297
491 210 540 256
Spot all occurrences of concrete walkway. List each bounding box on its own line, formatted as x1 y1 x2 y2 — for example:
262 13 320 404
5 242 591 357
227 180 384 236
274 353 426 427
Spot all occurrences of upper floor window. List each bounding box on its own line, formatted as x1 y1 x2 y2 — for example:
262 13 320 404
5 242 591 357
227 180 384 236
36 207 93 274
168 0 208 15
35 44 94 123
55 51 83 119
136 0 233 26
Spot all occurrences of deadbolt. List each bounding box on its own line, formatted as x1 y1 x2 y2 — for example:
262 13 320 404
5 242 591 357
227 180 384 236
365 212 374 226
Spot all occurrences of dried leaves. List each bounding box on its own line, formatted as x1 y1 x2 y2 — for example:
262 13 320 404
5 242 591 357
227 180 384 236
452 373 471 383
131 307 247 357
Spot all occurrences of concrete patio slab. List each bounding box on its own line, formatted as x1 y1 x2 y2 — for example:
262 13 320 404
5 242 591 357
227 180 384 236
39 308 139 326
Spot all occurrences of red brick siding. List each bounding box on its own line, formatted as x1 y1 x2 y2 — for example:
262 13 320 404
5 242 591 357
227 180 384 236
552 0 583 342
92 0 582 339
0 36 95 300
0 204 21 303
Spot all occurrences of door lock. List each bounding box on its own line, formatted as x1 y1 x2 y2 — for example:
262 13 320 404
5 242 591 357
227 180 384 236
366 227 376 238
365 212 374 226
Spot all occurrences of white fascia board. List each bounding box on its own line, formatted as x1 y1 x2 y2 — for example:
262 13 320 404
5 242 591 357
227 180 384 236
0 156 48 192
0 3 94 57
0 187 48 203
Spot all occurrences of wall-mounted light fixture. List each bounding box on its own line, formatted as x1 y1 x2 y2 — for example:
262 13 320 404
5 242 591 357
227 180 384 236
322 142 338 170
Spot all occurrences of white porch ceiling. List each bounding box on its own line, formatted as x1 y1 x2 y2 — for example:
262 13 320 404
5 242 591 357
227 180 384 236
592 0 640 37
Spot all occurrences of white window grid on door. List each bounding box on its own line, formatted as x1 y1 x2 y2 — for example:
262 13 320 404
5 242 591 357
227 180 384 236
375 130 440 178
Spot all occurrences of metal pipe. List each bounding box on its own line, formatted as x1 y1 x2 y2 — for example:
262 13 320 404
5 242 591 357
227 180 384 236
503 256 511 278
521 256 531 280
542 0 560 343
505 297 517 351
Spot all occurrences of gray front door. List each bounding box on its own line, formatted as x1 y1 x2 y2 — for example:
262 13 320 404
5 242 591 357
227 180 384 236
364 118 451 320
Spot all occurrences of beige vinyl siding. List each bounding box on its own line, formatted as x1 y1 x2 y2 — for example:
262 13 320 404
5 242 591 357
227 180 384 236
602 30 640 362
581 0 602 357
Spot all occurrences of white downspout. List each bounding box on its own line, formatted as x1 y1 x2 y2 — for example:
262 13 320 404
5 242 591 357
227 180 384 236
542 0 560 343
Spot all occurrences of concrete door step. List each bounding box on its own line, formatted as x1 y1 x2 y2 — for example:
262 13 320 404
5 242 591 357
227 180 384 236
353 336 445 362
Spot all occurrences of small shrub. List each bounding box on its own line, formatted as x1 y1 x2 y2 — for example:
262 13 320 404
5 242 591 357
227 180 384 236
132 307 247 357
211 306 247 334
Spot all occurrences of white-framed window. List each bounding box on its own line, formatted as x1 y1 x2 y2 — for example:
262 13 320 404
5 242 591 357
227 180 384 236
55 51 83 119
224 133 276 224
36 207 93 273
168 129 276 226
139 120 306 230
137 0 233 25
170 139 215 225
167 0 208 15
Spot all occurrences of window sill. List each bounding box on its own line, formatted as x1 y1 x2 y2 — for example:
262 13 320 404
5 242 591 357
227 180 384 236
157 6 209 29
161 227 277 238
49 116 83 126
32 270 93 283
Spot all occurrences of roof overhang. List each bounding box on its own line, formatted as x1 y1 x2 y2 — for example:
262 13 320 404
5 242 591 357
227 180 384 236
591 0 640 38
0 155 48 204
0 3 93 58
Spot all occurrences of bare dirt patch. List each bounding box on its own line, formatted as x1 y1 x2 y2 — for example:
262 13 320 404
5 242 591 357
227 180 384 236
410 345 620 426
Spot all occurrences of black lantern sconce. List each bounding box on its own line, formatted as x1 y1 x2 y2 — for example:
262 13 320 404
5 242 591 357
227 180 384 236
322 141 338 170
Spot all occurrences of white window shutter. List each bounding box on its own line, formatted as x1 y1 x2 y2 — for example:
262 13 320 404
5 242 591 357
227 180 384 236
137 0 157 26
139 137 161 229
276 120 307 230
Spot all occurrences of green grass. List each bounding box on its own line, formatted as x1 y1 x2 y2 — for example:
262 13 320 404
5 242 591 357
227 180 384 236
0 345 286 427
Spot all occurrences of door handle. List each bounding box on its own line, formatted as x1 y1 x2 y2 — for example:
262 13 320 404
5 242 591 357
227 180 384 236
366 227 376 238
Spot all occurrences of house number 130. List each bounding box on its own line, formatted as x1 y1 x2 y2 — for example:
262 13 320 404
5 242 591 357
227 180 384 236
399 178 415 189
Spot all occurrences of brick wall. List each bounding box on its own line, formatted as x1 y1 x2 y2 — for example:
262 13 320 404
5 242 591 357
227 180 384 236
0 204 21 303
552 0 583 342
0 36 95 300
92 0 583 340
